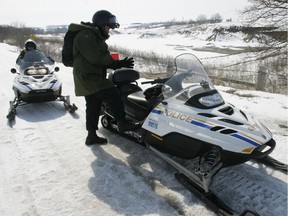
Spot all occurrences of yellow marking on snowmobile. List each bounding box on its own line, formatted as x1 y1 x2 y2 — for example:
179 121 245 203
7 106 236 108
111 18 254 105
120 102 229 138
240 132 264 145
194 118 216 126
248 124 258 131
242 147 254 153
155 106 165 112
151 133 163 141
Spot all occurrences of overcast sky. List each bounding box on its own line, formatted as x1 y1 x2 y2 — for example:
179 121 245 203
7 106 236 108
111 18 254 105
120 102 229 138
1 0 250 28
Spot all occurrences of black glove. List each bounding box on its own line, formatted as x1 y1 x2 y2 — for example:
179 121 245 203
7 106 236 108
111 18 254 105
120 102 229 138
119 57 134 68
109 57 134 70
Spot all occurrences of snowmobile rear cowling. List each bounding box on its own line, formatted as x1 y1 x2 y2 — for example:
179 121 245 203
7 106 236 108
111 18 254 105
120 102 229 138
109 68 140 85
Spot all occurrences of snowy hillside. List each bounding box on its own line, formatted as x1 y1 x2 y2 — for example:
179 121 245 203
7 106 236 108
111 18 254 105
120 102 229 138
0 43 287 216
108 22 264 58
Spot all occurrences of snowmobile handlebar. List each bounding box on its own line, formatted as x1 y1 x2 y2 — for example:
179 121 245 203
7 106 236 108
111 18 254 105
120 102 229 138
141 78 169 85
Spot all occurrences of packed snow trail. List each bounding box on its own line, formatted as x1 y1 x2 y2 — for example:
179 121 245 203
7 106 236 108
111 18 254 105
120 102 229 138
0 43 287 216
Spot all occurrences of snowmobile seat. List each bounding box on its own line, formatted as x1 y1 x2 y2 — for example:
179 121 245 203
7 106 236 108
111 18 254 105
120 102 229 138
127 90 149 109
125 90 151 121
119 84 142 96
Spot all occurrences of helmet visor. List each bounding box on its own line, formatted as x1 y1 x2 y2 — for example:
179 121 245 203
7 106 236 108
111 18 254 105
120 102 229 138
26 42 36 49
108 16 120 29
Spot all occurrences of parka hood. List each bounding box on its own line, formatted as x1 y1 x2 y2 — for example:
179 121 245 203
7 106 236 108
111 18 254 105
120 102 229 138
68 22 98 33
68 22 107 40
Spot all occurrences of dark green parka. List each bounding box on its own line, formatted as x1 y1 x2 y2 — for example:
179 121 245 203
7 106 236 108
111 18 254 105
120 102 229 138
69 22 116 96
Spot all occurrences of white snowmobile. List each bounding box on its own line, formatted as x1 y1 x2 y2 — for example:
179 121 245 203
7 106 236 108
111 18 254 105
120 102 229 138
7 50 77 121
101 53 286 216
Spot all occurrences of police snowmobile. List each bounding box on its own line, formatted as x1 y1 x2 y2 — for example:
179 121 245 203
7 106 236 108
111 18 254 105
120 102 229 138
101 53 286 216
7 50 77 121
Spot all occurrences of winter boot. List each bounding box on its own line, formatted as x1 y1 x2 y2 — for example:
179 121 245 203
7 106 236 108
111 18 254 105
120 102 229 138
117 119 140 133
85 131 107 146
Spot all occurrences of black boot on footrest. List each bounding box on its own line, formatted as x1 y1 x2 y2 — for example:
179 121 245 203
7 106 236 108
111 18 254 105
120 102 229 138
85 131 107 146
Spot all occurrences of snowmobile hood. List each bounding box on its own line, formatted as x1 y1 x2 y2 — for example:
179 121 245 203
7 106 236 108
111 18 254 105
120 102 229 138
145 101 273 155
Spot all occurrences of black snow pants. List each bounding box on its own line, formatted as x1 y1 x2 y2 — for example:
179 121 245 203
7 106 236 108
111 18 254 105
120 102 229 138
85 87 125 132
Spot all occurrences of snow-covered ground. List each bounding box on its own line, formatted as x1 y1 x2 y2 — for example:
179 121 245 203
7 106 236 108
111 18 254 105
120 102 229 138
0 40 287 216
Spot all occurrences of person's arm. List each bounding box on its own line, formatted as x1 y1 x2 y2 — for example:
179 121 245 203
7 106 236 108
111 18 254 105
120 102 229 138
16 50 26 63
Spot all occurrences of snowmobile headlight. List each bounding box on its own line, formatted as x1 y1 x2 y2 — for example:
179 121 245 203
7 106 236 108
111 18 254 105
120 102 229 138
25 68 48 75
199 92 224 107
26 68 36 75
38 68 48 75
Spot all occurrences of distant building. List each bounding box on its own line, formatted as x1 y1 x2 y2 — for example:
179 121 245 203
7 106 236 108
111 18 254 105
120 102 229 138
46 25 68 34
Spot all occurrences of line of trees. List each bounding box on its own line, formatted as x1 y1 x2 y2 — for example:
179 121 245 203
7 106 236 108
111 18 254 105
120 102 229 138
0 23 44 48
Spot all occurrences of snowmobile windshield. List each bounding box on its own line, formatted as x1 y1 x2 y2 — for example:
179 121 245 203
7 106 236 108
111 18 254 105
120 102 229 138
162 53 224 108
17 50 54 74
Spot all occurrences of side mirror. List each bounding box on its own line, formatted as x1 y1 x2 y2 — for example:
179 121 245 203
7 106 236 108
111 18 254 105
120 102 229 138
54 67 60 72
11 68 17 74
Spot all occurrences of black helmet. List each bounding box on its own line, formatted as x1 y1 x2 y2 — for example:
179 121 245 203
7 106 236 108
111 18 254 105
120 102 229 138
92 10 120 29
25 39 37 50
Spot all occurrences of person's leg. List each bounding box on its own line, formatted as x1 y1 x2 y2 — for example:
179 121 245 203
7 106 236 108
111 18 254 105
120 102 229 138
85 95 101 131
94 87 126 121
95 87 139 132
84 95 107 145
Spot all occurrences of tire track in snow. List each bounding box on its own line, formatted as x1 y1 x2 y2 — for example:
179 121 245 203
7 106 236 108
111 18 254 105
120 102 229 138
9 104 93 215
0 128 40 216
7 101 176 216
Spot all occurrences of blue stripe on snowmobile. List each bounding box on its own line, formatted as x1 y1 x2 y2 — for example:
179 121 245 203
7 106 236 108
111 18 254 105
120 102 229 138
50 82 55 89
231 134 261 147
152 109 162 114
191 121 213 129
25 85 33 91
191 121 261 147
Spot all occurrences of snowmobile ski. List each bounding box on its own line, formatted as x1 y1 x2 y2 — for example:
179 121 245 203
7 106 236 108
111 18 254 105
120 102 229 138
60 96 78 113
254 156 287 174
6 98 19 121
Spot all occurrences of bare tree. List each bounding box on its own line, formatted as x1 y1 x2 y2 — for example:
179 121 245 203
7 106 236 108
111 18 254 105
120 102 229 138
244 0 287 28
196 15 208 24
210 13 223 23
243 0 287 59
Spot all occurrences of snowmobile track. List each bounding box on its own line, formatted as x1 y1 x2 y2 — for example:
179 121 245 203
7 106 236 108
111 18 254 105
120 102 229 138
175 173 261 216
211 166 287 216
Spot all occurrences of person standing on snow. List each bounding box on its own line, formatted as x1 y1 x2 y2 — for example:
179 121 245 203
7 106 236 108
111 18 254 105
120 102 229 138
69 10 137 146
